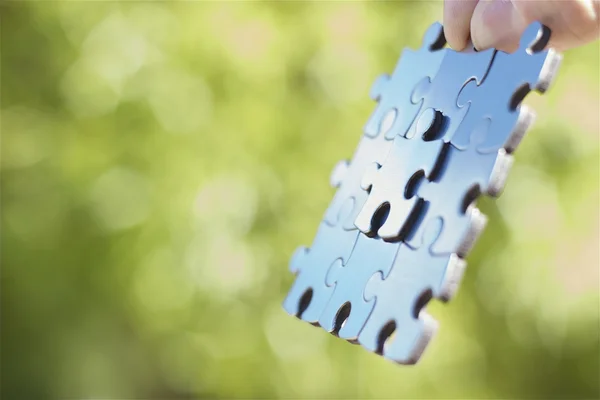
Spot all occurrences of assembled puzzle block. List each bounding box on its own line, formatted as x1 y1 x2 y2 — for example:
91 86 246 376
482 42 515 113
364 22 447 140
282 20 563 366
358 218 465 364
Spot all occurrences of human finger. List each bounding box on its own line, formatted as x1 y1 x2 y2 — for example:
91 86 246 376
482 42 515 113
443 0 480 50
471 0 600 52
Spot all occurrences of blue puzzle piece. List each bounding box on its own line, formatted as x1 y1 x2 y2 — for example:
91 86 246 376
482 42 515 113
318 234 401 342
408 118 515 255
364 22 447 140
324 133 392 231
409 42 495 144
283 198 360 324
358 218 465 364
452 22 562 154
354 108 447 241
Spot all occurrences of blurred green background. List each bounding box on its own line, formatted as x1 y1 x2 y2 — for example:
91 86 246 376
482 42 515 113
1 2 599 399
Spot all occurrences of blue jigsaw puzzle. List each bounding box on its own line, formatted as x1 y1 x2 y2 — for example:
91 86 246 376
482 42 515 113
282 21 562 365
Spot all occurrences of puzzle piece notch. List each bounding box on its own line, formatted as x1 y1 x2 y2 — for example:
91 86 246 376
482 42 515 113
355 108 447 241
408 117 517 256
319 234 401 342
283 197 360 324
452 21 562 153
364 22 447 140
323 132 393 231
408 42 495 144
358 218 466 364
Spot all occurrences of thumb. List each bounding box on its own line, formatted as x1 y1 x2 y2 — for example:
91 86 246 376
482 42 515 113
470 0 600 52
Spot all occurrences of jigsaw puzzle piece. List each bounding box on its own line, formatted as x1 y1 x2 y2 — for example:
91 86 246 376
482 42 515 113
364 22 447 140
452 22 562 153
355 108 447 241
409 42 495 143
318 234 401 342
358 218 466 364
283 198 360 324
324 133 393 231
408 118 514 255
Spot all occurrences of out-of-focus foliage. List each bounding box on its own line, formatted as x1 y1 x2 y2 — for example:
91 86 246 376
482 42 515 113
1 2 598 399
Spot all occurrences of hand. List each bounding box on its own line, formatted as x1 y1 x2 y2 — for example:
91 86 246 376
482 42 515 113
444 0 600 52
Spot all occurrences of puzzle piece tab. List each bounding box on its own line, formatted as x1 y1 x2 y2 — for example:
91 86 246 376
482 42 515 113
452 22 562 153
358 218 465 364
318 234 401 342
364 22 446 140
354 108 447 241
283 198 360 324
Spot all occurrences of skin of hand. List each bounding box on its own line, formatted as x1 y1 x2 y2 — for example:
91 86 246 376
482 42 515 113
444 0 600 52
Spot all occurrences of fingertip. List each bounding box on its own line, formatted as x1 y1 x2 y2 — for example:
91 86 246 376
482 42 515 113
471 0 525 52
443 19 468 51
444 29 468 52
443 0 479 51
